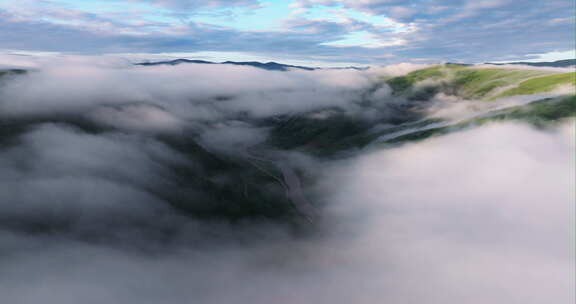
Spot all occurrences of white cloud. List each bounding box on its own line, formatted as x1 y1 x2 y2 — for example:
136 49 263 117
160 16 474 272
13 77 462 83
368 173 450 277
0 60 573 303
0 61 376 120
131 0 262 11
318 120 575 303
1 119 572 304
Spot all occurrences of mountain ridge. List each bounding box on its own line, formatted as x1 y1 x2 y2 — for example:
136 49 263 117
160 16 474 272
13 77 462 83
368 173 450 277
485 58 575 68
136 59 317 71
136 58 575 71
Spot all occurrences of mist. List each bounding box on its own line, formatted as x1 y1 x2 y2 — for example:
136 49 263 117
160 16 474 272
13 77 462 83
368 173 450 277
0 60 573 303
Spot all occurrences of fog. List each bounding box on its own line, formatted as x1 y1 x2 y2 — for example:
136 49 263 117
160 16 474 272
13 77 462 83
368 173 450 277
319 121 575 304
0 60 573 303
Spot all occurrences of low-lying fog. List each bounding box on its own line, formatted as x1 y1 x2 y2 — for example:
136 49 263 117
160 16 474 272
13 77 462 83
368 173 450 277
0 57 573 304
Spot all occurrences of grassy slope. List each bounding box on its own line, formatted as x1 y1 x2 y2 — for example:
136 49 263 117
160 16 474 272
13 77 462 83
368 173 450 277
494 72 576 98
451 68 547 99
385 64 574 100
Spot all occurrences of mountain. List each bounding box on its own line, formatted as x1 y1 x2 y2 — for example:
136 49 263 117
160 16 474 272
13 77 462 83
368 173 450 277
136 59 317 71
384 63 575 100
486 59 576 67
274 64 575 154
220 61 316 71
137 59 216 66
137 58 576 72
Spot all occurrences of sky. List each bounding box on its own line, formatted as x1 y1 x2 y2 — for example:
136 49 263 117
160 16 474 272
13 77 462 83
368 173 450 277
0 0 574 66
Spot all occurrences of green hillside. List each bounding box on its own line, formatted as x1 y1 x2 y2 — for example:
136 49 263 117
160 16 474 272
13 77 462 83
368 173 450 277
384 64 574 100
369 95 576 148
494 72 576 98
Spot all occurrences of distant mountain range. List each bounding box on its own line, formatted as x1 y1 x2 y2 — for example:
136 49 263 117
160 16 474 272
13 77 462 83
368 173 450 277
486 59 575 68
136 58 575 71
136 59 317 71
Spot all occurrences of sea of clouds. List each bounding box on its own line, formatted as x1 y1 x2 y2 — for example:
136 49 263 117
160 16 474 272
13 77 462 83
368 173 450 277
0 57 573 303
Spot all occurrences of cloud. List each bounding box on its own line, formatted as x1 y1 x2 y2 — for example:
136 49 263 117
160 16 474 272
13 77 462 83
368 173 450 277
292 0 576 62
0 62 377 120
317 120 575 303
0 122 189 237
475 63 576 73
0 60 399 232
0 0 573 64
0 7 386 64
0 61 573 303
1 119 572 303
131 0 262 11
198 121 268 152
367 62 432 76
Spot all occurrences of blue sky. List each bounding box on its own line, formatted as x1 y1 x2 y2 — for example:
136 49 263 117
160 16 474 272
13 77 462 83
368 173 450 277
0 0 574 65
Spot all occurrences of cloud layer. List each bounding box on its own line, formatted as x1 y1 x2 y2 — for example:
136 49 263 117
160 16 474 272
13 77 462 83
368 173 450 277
0 0 573 64
1 120 573 303
0 62 573 303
